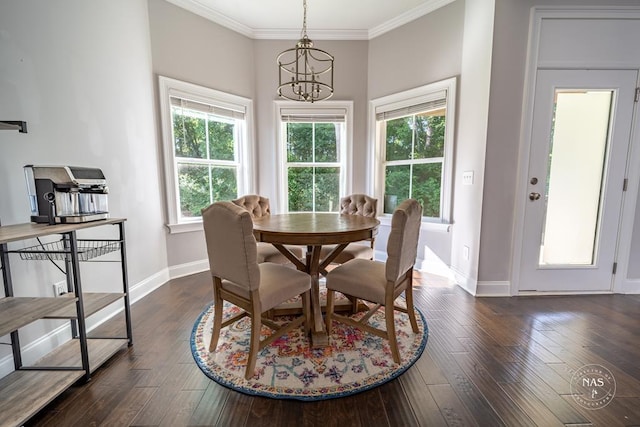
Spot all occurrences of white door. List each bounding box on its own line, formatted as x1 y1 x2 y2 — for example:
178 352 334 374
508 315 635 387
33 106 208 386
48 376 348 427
519 69 637 292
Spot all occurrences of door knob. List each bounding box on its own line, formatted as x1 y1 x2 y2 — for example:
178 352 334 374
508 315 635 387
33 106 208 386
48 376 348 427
529 192 541 201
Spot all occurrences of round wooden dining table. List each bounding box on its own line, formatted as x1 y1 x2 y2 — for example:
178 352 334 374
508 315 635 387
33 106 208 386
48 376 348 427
252 212 380 346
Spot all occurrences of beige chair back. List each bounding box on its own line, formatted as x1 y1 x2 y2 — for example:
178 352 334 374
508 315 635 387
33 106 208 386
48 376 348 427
232 194 271 218
385 199 422 283
340 194 377 217
202 201 260 291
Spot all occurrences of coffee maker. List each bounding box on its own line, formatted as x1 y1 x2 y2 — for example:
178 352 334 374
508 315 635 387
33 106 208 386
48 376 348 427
24 165 109 224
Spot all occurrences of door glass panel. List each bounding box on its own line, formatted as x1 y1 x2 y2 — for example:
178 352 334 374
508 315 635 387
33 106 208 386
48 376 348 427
539 90 613 266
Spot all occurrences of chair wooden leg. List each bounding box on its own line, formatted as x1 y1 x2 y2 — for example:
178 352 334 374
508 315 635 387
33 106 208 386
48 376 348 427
385 301 400 364
405 273 419 334
325 289 335 336
209 279 224 352
245 310 261 380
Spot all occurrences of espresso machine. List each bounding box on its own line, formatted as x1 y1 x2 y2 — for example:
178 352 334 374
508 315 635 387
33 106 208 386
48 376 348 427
24 165 109 224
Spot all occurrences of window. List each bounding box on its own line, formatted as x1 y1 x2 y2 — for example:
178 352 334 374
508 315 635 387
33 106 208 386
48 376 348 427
276 101 353 212
371 78 456 222
159 76 254 233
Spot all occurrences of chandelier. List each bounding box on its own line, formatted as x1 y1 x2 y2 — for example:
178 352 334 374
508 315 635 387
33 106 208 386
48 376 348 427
277 0 334 103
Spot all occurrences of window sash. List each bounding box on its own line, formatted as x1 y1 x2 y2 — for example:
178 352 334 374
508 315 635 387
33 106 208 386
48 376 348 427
159 76 254 231
285 122 341 212
370 77 456 222
385 157 444 166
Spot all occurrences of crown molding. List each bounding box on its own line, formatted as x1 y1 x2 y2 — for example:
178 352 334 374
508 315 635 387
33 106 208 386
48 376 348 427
165 0 455 41
252 29 370 41
369 0 456 39
164 0 254 38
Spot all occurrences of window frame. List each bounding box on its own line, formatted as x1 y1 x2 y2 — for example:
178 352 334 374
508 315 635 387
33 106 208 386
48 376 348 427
275 100 353 213
159 76 255 233
370 77 456 225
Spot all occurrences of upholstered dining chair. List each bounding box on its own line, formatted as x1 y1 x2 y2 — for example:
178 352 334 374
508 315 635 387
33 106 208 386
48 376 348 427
202 201 311 379
232 194 304 264
324 198 422 364
320 194 378 264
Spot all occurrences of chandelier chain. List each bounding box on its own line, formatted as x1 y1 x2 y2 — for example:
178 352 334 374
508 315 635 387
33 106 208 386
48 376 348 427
301 0 308 38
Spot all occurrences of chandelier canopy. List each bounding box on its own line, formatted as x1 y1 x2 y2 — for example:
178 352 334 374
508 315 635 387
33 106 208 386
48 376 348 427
277 0 334 103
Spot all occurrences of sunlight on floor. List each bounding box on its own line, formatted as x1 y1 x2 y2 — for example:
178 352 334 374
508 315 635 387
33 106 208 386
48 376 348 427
414 270 458 288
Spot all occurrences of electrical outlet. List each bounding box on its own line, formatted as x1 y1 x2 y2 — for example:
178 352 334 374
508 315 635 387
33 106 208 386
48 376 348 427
52 282 67 297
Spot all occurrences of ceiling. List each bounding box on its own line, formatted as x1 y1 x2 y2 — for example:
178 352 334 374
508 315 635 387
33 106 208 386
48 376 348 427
165 0 456 40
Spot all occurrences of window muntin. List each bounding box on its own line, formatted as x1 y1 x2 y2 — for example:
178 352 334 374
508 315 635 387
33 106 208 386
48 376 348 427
372 78 456 222
159 76 254 232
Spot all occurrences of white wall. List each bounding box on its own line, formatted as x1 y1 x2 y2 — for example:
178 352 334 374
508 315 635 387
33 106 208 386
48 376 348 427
0 0 166 366
449 0 495 294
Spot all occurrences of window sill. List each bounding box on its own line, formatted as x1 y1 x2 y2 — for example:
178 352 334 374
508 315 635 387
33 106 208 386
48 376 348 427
377 216 451 232
166 221 203 234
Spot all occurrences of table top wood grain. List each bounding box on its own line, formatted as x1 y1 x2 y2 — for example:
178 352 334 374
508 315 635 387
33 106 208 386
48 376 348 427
252 213 379 246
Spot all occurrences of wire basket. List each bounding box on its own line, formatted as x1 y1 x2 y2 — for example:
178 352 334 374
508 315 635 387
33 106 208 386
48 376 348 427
17 239 121 261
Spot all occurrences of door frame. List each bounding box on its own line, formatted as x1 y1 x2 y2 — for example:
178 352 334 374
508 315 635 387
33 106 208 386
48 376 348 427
510 6 640 295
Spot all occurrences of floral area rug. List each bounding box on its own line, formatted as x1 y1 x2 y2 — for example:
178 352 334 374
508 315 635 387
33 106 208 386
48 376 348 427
190 291 428 401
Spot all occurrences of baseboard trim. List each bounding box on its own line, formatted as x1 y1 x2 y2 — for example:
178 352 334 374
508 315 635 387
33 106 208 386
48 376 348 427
450 267 477 296
620 278 640 294
130 268 170 304
476 281 511 297
169 259 209 280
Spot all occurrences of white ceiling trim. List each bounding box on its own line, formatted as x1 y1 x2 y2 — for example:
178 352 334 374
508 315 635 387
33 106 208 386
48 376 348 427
253 28 370 41
164 0 456 40
165 0 254 38
368 0 457 39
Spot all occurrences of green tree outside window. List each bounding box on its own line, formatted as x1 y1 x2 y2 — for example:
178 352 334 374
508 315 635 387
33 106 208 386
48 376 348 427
172 107 238 218
286 122 341 212
383 112 446 217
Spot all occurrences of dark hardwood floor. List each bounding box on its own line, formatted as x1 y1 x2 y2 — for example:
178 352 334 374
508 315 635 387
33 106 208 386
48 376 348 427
25 271 640 426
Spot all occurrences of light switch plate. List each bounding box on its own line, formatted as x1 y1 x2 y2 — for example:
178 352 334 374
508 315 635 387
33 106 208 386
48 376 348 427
462 171 474 185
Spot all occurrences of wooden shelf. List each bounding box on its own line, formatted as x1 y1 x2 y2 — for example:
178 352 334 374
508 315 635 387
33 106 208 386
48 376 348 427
0 297 78 336
43 293 126 319
0 218 126 244
0 219 132 426
33 338 128 373
0 370 84 427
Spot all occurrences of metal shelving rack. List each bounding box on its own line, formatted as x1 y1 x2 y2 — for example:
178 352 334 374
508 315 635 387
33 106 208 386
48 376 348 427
0 218 132 427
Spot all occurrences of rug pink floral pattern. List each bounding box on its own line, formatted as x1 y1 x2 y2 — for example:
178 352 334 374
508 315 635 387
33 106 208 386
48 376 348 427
191 293 428 400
